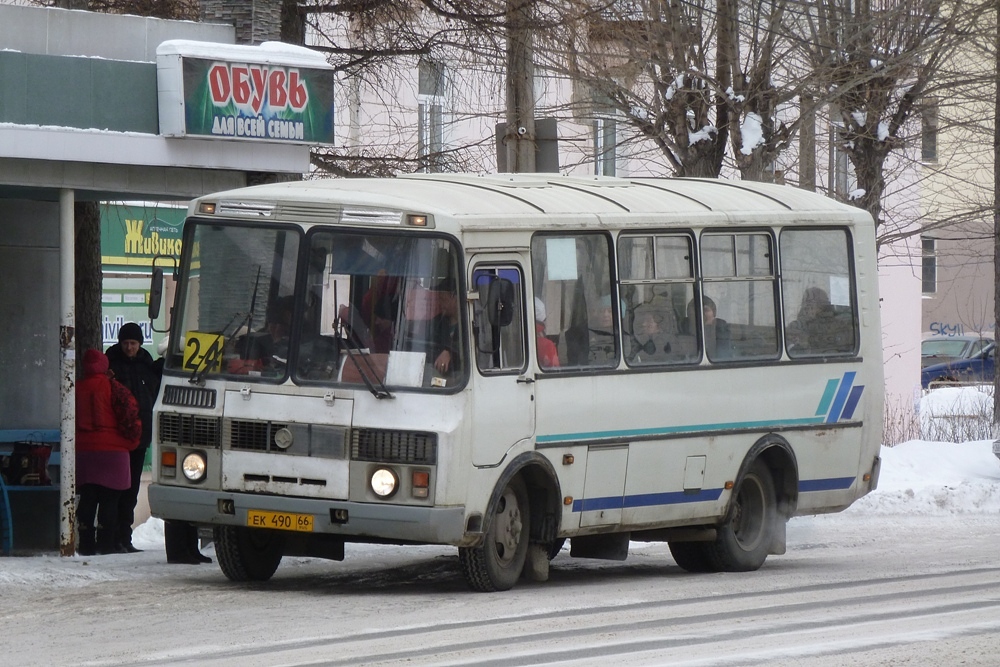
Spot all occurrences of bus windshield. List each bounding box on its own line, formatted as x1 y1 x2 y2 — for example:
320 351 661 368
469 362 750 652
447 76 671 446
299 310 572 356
170 221 466 391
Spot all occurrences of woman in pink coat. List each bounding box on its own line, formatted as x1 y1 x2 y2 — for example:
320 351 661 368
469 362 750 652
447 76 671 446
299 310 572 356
75 349 141 555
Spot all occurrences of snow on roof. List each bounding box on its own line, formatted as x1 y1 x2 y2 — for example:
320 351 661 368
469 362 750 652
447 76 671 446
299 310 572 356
156 40 331 69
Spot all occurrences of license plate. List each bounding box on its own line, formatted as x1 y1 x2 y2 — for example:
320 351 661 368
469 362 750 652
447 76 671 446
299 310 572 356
993 441 1000 454
246 509 314 533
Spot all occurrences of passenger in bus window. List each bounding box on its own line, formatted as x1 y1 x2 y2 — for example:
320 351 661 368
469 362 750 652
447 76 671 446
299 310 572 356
688 297 732 360
629 308 673 364
787 287 843 354
361 271 399 353
264 296 295 369
534 297 560 369
587 295 617 365
430 279 462 377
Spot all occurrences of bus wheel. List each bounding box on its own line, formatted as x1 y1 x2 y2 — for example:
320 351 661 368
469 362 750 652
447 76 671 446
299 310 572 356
707 460 776 572
668 541 715 573
459 477 530 592
214 525 285 582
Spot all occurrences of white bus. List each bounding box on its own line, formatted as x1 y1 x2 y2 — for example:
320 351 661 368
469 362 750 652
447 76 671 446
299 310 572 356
148 174 883 592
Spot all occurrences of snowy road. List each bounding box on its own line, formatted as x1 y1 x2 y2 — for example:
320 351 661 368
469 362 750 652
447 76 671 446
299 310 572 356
2 512 998 666
3 438 1000 666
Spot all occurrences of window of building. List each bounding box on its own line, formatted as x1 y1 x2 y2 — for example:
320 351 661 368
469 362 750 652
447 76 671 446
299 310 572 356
922 237 937 294
833 128 851 198
594 116 617 176
921 99 938 162
417 59 445 173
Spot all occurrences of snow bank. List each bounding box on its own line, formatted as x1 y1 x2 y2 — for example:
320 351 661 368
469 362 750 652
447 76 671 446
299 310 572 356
849 439 1000 515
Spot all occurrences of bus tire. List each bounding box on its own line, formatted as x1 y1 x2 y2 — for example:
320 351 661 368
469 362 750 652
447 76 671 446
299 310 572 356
668 540 715 573
459 476 530 592
706 460 776 572
214 525 285 582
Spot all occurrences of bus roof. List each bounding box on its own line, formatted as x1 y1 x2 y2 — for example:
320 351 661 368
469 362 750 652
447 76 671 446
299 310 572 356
191 174 874 230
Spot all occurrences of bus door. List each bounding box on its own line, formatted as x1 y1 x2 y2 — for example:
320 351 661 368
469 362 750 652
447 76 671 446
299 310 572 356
469 260 534 467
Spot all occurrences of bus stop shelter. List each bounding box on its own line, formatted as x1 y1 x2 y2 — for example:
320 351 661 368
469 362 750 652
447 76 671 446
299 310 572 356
0 4 331 555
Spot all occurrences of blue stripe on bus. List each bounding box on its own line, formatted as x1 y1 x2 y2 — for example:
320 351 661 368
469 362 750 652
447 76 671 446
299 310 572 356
815 378 840 416
536 417 825 444
572 496 623 512
623 489 723 508
572 488 724 513
570 479 853 514
799 477 855 492
826 372 857 423
841 385 864 420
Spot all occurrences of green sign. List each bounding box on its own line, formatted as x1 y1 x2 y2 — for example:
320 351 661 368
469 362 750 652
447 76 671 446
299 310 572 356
101 203 185 271
182 57 335 144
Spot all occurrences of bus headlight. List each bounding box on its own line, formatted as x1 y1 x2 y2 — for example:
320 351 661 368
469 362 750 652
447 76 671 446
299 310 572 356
370 467 398 498
181 452 207 482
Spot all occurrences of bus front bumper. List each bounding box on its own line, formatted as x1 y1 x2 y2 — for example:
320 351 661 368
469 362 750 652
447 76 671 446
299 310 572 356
147 483 470 546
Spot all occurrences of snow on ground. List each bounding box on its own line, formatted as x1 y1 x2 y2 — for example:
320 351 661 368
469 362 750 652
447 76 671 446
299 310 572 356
2 389 999 588
847 438 1000 515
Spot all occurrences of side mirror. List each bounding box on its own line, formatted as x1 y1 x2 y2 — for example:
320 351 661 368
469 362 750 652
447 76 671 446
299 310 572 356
485 278 515 327
148 267 163 320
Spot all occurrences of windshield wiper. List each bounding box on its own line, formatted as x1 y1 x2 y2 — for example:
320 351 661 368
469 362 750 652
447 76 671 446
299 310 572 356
337 304 392 400
189 309 249 385
190 266 263 385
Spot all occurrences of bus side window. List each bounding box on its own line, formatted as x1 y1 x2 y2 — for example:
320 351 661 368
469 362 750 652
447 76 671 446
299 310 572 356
780 229 858 359
472 266 526 373
619 233 697 366
700 232 780 362
532 233 617 370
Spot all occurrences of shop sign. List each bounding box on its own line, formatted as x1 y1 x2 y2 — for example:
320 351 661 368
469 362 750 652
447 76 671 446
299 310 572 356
101 203 185 271
157 40 335 145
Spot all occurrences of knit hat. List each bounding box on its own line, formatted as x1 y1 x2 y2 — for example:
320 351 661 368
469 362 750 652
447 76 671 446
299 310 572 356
83 349 109 376
117 322 144 344
534 297 546 323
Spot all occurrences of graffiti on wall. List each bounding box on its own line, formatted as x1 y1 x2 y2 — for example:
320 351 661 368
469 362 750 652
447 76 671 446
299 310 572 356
928 322 995 337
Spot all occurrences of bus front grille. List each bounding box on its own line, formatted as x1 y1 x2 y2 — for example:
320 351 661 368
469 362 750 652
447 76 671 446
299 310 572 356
226 420 347 459
159 413 222 448
161 385 217 409
228 420 285 452
351 429 437 464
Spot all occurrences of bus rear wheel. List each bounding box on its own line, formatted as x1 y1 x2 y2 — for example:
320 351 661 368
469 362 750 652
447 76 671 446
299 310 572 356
459 477 530 592
705 460 776 572
215 525 285 582
667 540 714 573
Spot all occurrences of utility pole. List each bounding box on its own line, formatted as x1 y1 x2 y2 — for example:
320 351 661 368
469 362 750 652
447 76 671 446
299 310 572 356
994 0 1000 429
505 0 536 173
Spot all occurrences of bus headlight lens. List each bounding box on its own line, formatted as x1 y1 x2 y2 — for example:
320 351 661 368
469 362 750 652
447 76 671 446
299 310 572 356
370 468 398 498
181 453 207 481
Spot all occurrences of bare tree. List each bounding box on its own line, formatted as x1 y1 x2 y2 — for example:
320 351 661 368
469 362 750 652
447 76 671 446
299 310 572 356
802 0 987 238
302 1 569 176
529 1 813 180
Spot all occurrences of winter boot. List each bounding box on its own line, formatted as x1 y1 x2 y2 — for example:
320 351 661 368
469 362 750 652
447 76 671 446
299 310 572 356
78 528 97 556
96 528 124 555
